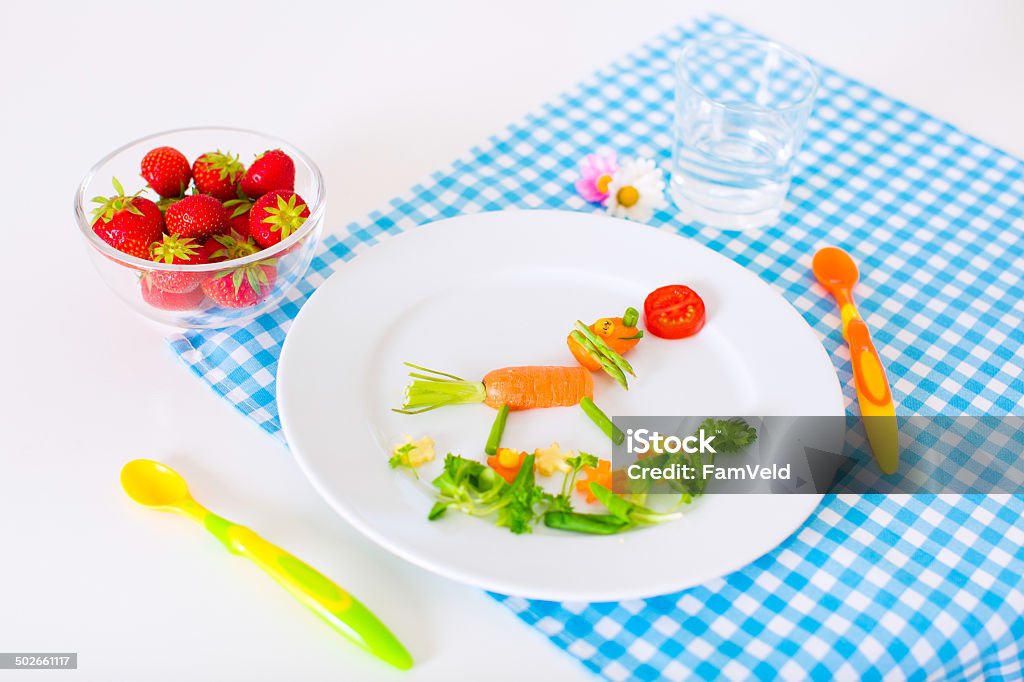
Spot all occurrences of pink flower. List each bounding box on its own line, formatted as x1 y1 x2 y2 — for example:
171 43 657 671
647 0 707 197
575 152 619 204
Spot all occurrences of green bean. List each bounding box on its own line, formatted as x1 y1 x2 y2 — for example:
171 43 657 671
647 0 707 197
570 331 628 389
590 483 636 521
580 397 625 445
543 511 631 534
575 321 635 378
428 502 449 521
622 306 639 328
485 404 509 455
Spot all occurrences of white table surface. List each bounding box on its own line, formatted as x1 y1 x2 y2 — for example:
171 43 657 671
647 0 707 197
1 1 1021 680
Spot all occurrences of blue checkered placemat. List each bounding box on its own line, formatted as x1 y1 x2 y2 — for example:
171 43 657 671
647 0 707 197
168 15 1024 681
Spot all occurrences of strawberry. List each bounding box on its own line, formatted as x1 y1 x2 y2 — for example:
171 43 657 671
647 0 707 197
239 149 294 198
192 151 245 201
140 274 206 311
140 146 192 198
90 178 164 259
228 211 251 238
198 235 231 263
148 233 208 293
202 261 278 308
165 194 230 240
223 197 253 238
249 190 309 248
199 234 276 307
198 233 259 263
156 196 184 213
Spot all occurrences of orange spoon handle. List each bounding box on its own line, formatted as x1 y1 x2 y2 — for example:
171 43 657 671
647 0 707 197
847 319 898 474
848 319 891 406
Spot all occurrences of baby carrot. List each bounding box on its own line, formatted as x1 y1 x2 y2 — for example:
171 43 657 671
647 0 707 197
483 366 594 410
396 364 593 414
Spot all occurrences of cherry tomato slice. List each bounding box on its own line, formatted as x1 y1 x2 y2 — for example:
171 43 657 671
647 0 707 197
643 285 706 339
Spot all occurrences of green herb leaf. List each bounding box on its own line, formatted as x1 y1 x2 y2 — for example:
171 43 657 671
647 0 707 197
495 454 545 534
699 418 758 453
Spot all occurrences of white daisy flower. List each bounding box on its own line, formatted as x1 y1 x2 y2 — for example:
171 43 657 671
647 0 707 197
605 157 666 222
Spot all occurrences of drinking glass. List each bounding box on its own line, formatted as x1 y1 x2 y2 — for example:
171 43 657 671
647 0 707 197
671 37 818 230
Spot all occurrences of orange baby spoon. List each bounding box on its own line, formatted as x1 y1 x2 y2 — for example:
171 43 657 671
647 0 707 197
812 247 898 474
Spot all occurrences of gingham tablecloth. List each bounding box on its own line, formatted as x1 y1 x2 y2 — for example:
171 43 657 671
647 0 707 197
169 15 1024 681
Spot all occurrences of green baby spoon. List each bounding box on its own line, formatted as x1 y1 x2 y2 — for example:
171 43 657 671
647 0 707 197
120 459 413 671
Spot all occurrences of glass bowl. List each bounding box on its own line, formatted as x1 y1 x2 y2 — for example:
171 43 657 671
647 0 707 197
74 127 326 329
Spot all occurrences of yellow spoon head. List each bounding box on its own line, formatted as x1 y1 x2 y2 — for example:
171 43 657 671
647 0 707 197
121 459 193 509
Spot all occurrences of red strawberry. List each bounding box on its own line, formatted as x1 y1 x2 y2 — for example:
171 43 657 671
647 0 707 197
198 233 260 263
156 196 184 214
140 274 206 311
165 194 230 240
198 236 230 263
140 146 192 198
90 178 164 259
228 212 251 238
239 149 294 198
201 261 278 308
250 190 309 248
192 151 245 201
148 234 209 293
223 197 253 238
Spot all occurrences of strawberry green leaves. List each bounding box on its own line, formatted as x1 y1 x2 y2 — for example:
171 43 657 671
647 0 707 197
193 150 246 200
149 234 200 264
202 259 278 308
262 194 306 235
250 189 310 248
197 151 244 182
224 197 253 219
90 177 145 223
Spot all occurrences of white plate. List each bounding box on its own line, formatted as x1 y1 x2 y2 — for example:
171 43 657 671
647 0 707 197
278 210 843 601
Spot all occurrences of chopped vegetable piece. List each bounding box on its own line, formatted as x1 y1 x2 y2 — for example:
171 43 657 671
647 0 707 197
487 448 528 484
579 397 625 444
700 417 758 453
544 511 630 534
567 315 642 374
429 454 507 521
622 306 640 328
428 453 544 535
544 482 682 535
644 285 706 339
589 483 680 525
395 363 593 413
533 442 572 477
495 455 546 534
424 422 757 536
485 404 510 455
572 321 636 389
576 458 613 503
570 330 628 388
389 436 436 469
545 452 598 515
